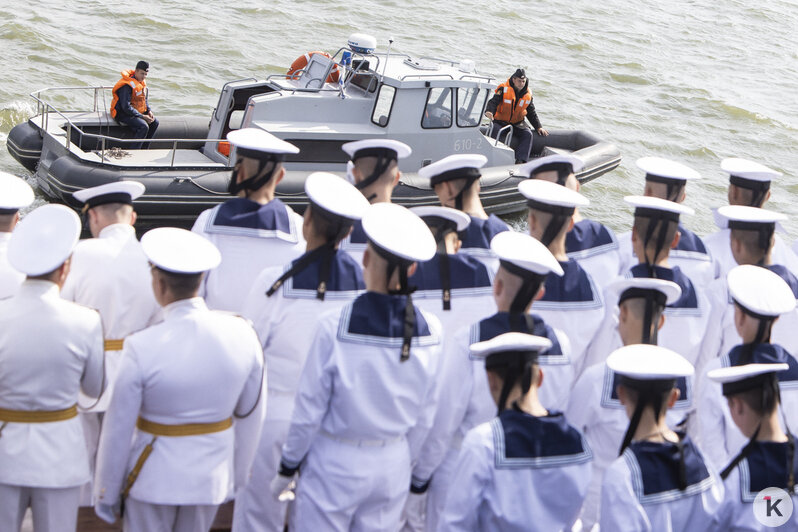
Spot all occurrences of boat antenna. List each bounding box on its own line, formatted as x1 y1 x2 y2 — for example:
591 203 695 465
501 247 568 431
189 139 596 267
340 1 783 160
381 37 394 82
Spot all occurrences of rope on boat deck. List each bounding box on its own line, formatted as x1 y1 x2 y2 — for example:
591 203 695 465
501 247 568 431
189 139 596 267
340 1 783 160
172 176 230 195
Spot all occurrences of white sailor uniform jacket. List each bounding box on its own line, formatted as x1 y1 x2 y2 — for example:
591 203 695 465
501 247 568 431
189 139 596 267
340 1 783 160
0 232 23 299
192 197 305 312
439 408 592 532
0 280 105 487
600 435 723 532
94 297 266 506
566 218 622 291
456 214 509 275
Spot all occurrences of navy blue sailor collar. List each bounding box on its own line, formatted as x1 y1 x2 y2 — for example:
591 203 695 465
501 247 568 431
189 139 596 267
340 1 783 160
766 264 798 298
208 197 298 241
540 258 597 303
279 249 364 298
673 223 708 254
473 312 563 358
565 219 617 254
738 439 798 501
724 344 798 387
341 291 434 342
458 214 509 251
410 253 492 293
630 263 697 309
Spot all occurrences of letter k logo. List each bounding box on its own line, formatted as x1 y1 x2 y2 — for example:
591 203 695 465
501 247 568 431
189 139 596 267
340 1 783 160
765 496 783 517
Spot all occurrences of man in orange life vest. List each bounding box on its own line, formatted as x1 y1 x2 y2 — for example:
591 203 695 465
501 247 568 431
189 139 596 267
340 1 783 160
110 60 158 149
484 68 548 164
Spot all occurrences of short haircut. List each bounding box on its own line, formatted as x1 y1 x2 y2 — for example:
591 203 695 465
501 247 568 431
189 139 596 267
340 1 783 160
155 268 203 299
633 216 678 259
136 60 149 71
307 204 352 245
733 378 780 416
353 156 398 184
731 227 773 257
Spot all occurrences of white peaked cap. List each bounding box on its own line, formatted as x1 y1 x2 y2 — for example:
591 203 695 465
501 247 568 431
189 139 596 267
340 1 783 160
715 205 787 231
518 179 589 208
410 206 471 232
637 157 701 181
708 363 790 385
305 172 370 221
8 204 80 275
418 154 488 181
227 128 299 154
0 172 34 211
721 158 782 182
624 195 694 216
72 181 145 206
606 344 694 380
342 139 412 160
490 231 564 276
519 153 585 178
727 265 796 317
141 227 221 274
608 277 683 306
469 332 553 359
361 203 436 262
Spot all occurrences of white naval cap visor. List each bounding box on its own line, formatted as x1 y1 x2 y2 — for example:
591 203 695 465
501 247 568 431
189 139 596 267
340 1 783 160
606 344 694 382
305 172 370 222
8 204 80 275
608 277 682 306
342 139 412 161
491 231 564 277
72 181 145 212
715 205 787 232
624 195 694 218
519 153 585 181
637 157 701 182
141 227 221 274
410 206 471 232
518 179 590 211
709 363 789 397
361 202 436 263
727 265 796 318
721 157 781 183
0 172 34 213
227 128 300 156
469 331 553 360
418 154 488 185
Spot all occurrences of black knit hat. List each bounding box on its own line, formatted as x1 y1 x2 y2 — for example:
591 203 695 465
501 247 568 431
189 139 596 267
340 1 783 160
512 68 526 79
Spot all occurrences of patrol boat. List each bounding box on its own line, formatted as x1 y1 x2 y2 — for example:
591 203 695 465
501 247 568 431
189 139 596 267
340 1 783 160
6 34 621 225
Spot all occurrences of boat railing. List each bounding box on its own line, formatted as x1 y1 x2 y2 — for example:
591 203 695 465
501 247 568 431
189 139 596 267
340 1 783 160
486 123 513 147
29 86 228 168
215 78 259 120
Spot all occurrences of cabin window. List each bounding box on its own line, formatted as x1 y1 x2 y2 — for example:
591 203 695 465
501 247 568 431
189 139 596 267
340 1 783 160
371 84 396 127
421 88 452 129
456 87 487 127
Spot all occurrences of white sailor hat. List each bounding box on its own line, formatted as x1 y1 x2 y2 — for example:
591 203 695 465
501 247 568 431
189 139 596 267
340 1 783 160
715 205 787 231
636 157 701 182
361 202 436 262
518 179 589 210
227 128 299 155
727 265 796 318
469 332 553 360
141 227 222 274
709 363 789 386
606 344 694 381
8 204 80 275
418 154 488 185
490 231 564 277
519 153 585 179
305 172 370 221
0 172 34 213
624 195 694 217
608 277 682 306
72 181 145 211
345 160 356 185
342 139 412 160
410 206 471 232
721 158 781 183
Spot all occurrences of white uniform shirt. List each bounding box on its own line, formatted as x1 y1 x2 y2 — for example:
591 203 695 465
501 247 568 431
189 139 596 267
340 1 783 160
94 297 266 506
439 409 592 532
600 436 724 532
0 232 24 299
0 280 104 487
566 218 622 291
281 292 443 470
192 198 305 312
61 223 161 411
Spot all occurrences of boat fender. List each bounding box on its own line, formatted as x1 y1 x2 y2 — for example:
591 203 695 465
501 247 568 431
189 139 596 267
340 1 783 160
286 51 340 83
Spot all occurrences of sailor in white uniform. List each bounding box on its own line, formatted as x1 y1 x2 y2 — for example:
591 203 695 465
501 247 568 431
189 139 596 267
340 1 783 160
232 172 369 532
599 345 723 531
94 227 266 532
710 206 798 361
617 157 717 286
413 231 569 531
697 265 798 472
272 203 442 531
0 172 34 299
586 196 718 371
440 333 592 532
520 154 621 290
518 179 604 376
704 157 798 278
0 204 104 532
567 277 687 528
409 206 496 333
339 139 412 266
418 154 509 274
707 363 798 531
192 127 305 312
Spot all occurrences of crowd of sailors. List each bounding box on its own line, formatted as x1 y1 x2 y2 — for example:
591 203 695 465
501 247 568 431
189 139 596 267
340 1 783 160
1 126 797 532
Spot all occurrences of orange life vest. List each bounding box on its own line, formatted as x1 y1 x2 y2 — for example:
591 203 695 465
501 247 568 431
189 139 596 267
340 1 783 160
492 80 532 124
286 51 340 83
110 69 148 118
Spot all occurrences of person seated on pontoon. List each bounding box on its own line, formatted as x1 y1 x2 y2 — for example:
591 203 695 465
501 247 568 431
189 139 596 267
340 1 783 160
484 68 548 164
110 60 159 149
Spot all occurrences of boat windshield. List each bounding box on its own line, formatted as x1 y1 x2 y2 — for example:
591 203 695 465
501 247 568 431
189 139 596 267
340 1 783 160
421 87 452 129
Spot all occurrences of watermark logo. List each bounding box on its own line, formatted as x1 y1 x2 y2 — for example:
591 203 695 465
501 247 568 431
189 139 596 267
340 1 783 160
754 487 793 527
